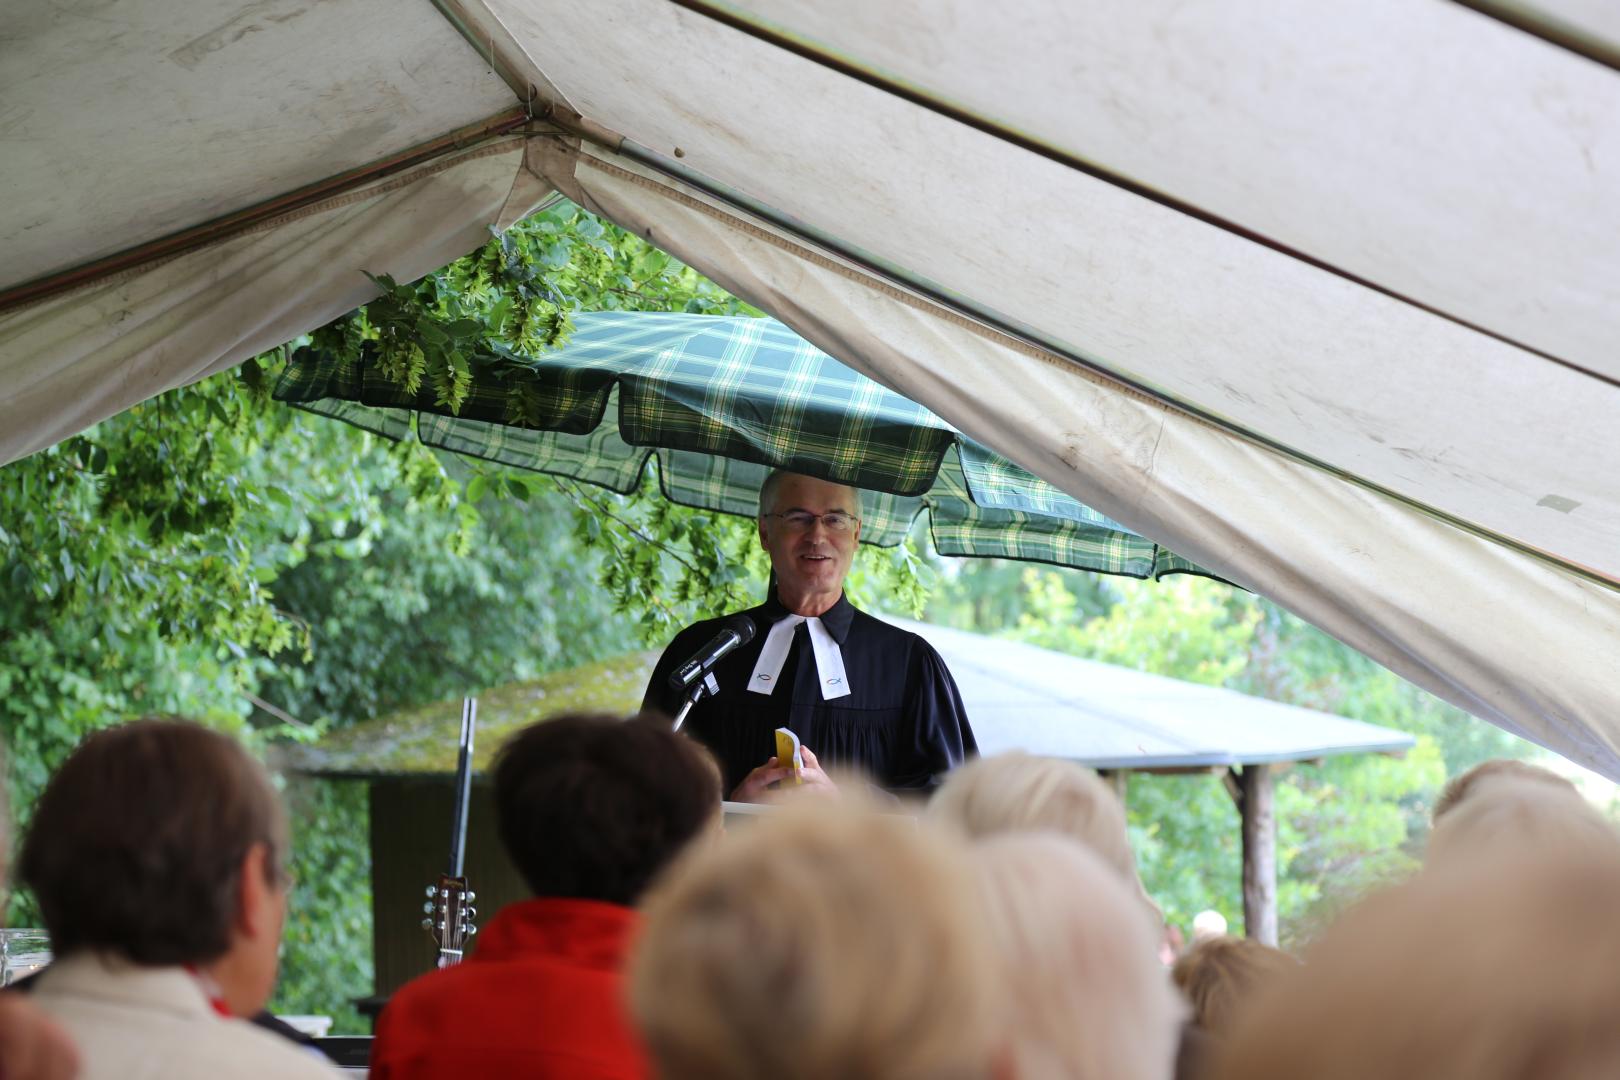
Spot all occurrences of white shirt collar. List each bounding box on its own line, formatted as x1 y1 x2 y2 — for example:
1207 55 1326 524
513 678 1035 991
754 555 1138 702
747 613 850 700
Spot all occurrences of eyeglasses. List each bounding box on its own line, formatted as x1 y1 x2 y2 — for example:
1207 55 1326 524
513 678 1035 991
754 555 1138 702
762 510 859 533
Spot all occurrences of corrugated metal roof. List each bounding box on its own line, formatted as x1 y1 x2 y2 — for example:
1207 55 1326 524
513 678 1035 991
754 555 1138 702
890 618 1414 769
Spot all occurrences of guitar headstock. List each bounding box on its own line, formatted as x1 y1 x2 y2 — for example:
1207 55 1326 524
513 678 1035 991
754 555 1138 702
421 874 478 968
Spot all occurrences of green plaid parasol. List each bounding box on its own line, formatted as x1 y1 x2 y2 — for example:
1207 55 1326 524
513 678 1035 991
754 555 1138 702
274 312 1203 579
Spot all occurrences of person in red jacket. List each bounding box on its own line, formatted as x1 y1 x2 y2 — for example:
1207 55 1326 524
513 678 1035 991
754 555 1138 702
370 713 722 1080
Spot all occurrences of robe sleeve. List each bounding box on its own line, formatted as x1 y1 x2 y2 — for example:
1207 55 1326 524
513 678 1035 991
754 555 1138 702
887 636 978 790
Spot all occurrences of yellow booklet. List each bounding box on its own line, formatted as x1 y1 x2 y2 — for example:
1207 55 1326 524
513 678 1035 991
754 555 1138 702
774 727 804 785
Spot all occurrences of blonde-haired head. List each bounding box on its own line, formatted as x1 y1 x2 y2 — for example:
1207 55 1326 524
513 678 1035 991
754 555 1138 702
971 833 1181 1080
1431 758 1580 823
1213 845 1620 1080
1427 776 1620 870
629 805 1003 1080
929 751 1158 919
1171 934 1297 1036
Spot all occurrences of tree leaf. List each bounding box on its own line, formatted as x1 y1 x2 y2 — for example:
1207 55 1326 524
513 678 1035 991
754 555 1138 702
540 241 572 270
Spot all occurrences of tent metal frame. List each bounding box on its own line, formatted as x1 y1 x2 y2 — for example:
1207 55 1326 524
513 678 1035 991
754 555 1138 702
1448 0 1620 72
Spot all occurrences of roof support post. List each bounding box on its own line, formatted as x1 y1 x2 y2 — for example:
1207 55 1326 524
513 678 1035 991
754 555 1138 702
1238 763 1278 945
1098 768 1129 808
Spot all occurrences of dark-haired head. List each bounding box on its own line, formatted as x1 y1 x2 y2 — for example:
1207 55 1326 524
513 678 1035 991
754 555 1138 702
493 713 721 906
19 719 288 968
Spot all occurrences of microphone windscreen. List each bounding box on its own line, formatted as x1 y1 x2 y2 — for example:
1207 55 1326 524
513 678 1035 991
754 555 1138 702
725 614 757 645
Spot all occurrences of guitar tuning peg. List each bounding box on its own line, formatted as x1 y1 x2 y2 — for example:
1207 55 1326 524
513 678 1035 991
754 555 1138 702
467 924 478 936
422 901 434 914
466 891 477 903
465 906 477 921
424 884 437 897
421 917 433 931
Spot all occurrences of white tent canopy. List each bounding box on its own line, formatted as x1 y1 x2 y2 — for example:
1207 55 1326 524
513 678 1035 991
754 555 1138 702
4 2 1619 773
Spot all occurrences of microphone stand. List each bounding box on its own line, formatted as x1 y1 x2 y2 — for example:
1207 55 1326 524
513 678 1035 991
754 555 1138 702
667 612 755 733
672 679 708 732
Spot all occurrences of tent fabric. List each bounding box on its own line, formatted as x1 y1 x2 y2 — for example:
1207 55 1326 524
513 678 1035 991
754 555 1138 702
491 0 1620 584
535 142 1620 778
696 0 1620 378
1 0 518 291
0 140 545 465
5 1 1620 775
272 309 1202 578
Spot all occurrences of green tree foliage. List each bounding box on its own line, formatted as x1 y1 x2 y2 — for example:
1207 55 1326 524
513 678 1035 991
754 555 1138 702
923 557 1117 632
0 371 393 804
261 474 642 725
277 779 373 1033
1012 573 1259 687
304 199 762 429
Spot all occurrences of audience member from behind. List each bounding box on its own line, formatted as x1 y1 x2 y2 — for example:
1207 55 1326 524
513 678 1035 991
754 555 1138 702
1171 935 1296 1038
0 748 79 1080
1430 758 1580 823
18 719 330 1080
929 751 1161 922
1212 845 1620 1080
1426 775 1619 870
971 834 1181 1080
0 994 78 1080
630 806 1005 1080
370 713 722 1079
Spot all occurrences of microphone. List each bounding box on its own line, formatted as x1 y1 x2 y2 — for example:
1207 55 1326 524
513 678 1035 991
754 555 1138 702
668 615 757 695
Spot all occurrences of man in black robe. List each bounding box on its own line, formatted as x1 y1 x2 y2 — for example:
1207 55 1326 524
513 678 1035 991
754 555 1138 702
643 470 976 800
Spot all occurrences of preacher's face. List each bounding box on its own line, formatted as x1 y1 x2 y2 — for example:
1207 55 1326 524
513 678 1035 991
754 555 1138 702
758 474 862 603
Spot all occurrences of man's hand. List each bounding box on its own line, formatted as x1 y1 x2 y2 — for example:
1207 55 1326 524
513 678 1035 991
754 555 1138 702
729 746 840 803
730 758 792 802
796 747 839 797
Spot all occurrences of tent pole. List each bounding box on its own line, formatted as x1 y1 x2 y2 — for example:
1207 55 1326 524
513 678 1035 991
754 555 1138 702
1099 768 1128 808
424 0 534 106
1238 764 1278 945
1444 1 1620 73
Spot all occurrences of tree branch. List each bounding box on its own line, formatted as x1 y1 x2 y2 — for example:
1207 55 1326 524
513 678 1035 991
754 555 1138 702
246 692 315 731
553 479 702 576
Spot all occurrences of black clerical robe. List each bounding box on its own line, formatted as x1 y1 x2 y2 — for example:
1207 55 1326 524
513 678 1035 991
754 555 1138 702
642 594 977 794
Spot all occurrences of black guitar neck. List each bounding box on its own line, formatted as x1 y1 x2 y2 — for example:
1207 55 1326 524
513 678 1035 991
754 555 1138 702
423 697 479 967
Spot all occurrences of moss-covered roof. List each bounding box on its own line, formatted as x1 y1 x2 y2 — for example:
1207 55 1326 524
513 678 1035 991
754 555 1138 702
279 650 659 778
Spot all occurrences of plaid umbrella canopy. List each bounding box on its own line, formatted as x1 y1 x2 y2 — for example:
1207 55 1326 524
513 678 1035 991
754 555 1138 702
274 311 1201 579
